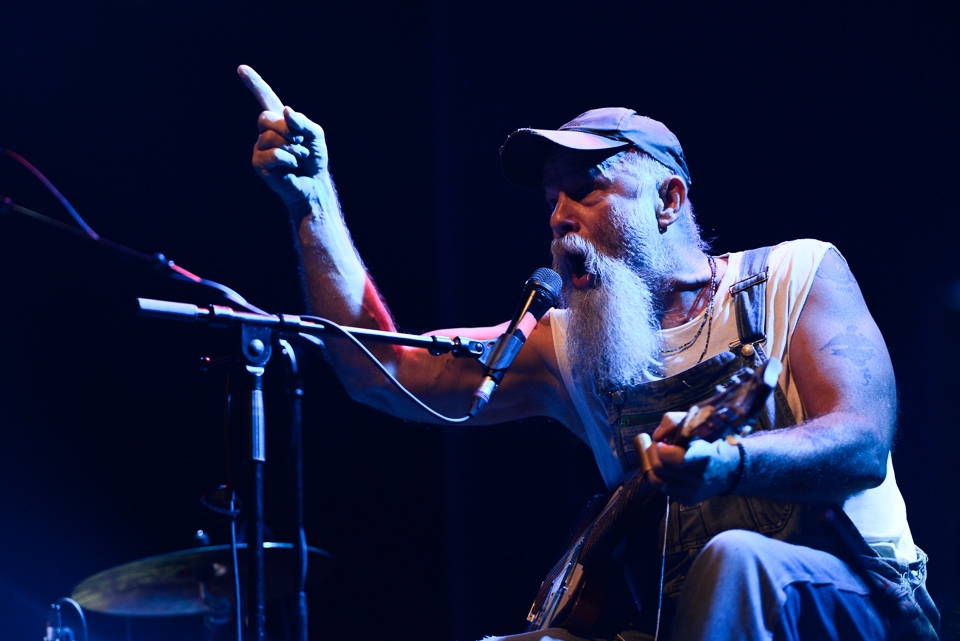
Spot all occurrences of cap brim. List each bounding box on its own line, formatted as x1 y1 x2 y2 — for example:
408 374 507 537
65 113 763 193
500 128 629 188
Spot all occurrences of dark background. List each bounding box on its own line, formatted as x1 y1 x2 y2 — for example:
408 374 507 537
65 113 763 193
1 1 958 639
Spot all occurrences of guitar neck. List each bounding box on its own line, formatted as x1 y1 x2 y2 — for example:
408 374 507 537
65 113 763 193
577 362 779 566
578 467 658 567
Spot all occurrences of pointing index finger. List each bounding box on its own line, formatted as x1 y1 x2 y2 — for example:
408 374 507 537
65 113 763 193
238 64 285 113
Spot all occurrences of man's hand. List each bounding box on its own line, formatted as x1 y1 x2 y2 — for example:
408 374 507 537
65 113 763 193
642 411 743 505
238 65 329 208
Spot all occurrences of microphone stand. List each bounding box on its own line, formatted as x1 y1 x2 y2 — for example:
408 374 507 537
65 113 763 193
137 298 487 641
136 298 489 356
0 193 488 640
278 339 308 641
238 323 271 640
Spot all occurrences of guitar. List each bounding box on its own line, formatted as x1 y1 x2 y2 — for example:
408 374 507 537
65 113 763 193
525 358 783 634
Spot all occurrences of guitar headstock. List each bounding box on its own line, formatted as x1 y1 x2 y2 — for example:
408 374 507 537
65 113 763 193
673 357 782 448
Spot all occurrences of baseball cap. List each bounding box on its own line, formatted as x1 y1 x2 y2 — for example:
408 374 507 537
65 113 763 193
499 107 691 188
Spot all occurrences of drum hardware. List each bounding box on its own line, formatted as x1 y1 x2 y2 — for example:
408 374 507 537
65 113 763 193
70 542 333 617
44 597 88 641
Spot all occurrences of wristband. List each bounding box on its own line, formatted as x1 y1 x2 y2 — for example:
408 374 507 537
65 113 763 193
721 440 746 496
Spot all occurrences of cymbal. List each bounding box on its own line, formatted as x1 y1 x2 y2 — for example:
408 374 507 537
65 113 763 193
71 542 334 617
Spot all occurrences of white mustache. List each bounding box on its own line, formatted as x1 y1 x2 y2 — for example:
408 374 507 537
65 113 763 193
551 235 606 282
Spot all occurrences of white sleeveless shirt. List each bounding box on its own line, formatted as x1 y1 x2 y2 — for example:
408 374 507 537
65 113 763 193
550 239 917 563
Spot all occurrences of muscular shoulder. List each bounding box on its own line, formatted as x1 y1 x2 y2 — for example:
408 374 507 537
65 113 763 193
757 239 838 317
723 239 834 296
767 239 836 281
788 240 896 443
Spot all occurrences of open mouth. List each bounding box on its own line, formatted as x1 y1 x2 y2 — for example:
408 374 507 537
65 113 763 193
572 272 596 289
565 253 597 290
553 235 602 292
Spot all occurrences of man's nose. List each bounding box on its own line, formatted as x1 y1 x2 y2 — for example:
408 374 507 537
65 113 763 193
549 193 580 238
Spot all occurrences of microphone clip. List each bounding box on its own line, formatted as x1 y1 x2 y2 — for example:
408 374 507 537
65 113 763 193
478 332 526 381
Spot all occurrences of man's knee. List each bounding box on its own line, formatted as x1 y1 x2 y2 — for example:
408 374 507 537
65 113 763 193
689 529 773 580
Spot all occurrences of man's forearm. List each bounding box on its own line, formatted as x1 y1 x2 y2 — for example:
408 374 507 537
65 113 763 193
288 177 392 329
737 411 892 504
289 180 404 376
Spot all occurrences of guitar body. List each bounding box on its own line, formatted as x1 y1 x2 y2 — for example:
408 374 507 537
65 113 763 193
528 523 621 634
524 360 782 635
526 482 660 633
526 496 605 633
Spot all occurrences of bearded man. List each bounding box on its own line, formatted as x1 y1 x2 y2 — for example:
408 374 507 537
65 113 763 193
240 65 939 640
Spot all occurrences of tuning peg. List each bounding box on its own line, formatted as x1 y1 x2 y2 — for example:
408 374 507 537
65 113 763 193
729 375 741 385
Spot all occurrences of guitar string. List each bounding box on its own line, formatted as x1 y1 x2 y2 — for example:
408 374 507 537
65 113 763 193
654 499 670 641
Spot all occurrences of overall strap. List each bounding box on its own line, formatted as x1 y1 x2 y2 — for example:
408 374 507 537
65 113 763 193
730 246 772 347
728 246 797 429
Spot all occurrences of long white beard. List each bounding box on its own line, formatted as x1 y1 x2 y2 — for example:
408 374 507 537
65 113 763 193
552 233 666 390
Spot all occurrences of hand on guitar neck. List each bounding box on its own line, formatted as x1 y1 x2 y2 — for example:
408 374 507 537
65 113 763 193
640 411 747 506
637 359 781 506
525 360 781 634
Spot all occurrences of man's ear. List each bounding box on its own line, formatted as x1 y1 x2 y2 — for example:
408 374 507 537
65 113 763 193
656 176 688 232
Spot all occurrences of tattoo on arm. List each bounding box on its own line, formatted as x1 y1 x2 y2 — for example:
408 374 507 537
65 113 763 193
816 249 857 294
821 326 877 386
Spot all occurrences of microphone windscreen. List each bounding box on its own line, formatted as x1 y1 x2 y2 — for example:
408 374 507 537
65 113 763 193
527 266 561 299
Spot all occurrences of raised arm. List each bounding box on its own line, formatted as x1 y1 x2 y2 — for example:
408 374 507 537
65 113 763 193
239 65 374 332
647 248 896 504
238 66 573 426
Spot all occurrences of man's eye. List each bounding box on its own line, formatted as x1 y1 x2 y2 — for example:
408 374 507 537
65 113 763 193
572 187 594 202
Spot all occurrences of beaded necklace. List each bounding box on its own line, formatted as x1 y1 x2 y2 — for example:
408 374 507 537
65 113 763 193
659 255 717 363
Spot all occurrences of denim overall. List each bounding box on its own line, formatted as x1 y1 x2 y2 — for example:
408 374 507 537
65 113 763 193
597 247 940 639
599 247 826 607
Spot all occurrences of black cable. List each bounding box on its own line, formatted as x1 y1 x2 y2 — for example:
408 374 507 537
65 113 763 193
2 149 474 423
0 148 267 315
295 316 472 424
1 149 98 238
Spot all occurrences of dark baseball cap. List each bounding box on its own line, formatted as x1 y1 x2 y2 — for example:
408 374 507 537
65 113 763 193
499 107 691 189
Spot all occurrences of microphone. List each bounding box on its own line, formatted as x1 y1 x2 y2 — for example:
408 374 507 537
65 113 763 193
468 267 562 418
